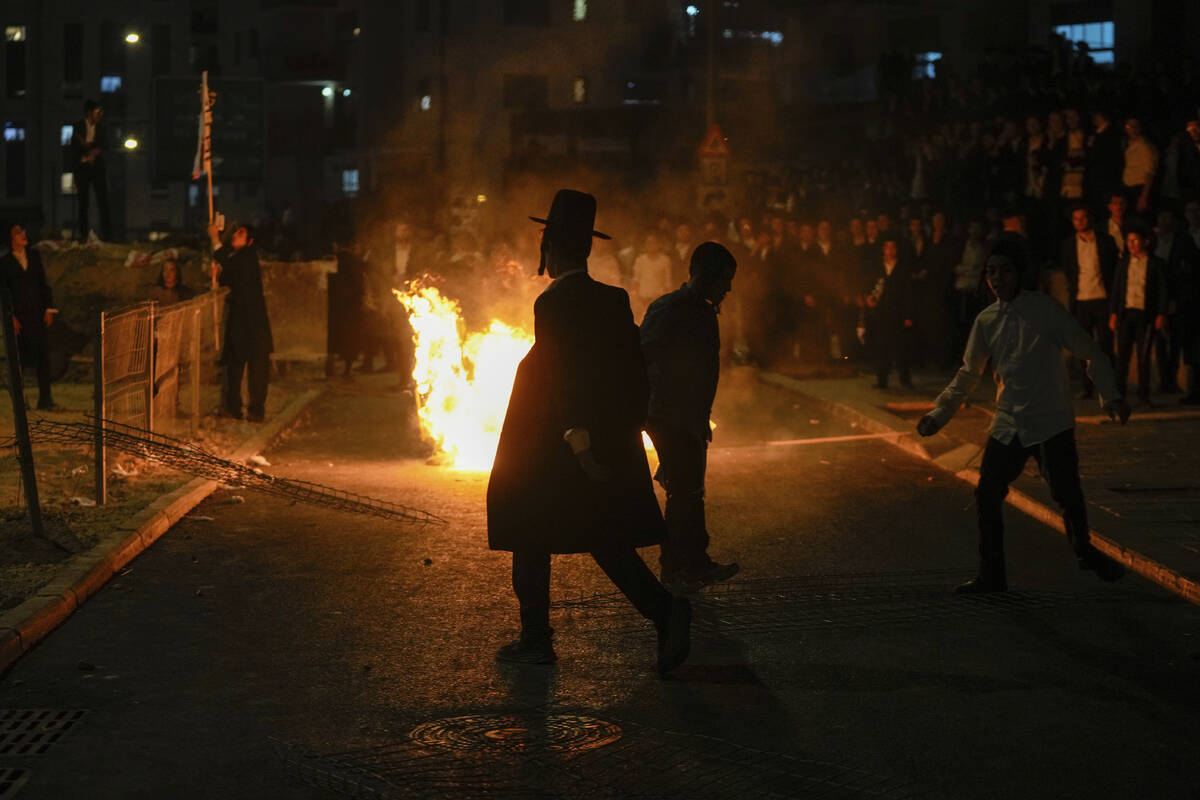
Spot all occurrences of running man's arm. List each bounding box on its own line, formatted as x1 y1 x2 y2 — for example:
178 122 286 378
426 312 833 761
1049 298 1122 408
920 316 989 434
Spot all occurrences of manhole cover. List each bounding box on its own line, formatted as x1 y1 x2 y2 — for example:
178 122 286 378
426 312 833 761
410 713 622 755
0 710 87 756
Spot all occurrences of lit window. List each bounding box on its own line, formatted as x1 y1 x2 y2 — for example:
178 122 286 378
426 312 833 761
573 76 587 104
762 31 783 46
188 184 199 207
420 95 432 111
913 52 942 80
4 26 25 42
342 168 359 196
1054 21 1114 64
3 124 26 142
100 75 122 93
60 124 73 146
573 0 587 21
685 5 700 17
61 172 76 195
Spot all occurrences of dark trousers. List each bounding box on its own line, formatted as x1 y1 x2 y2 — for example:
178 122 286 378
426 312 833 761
975 430 1092 571
645 422 709 573
1115 308 1155 400
1073 299 1113 395
222 350 270 418
75 165 112 240
1154 312 1184 391
17 329 54 408
870 321 911 388
512 549 671 638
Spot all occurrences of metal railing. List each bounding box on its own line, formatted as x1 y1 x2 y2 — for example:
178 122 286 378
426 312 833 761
94 289 227 503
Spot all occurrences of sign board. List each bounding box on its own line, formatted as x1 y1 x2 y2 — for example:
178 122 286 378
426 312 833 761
154 77 265 182
697 124 731 158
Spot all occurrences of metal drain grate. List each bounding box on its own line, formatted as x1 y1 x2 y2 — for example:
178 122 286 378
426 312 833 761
0 768 28 799
0 710 87 756
276 712 923 799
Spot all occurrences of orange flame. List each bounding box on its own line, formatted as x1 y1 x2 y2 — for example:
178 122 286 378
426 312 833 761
395 284 533 471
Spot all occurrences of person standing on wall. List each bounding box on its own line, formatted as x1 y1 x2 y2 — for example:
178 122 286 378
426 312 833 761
70 100 112 243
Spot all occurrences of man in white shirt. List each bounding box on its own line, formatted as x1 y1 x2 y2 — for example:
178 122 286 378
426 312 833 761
1122 117 1158 214
918 233 1130 593
1060 204 1118 398
1109 224 1169 404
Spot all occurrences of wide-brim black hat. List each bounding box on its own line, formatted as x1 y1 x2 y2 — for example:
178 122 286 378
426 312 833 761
529 189 611 241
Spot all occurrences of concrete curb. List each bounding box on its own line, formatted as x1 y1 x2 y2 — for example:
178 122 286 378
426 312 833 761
760 371 1200 606
0 387 324 675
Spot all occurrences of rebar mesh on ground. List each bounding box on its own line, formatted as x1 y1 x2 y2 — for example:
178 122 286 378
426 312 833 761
6 417 445 527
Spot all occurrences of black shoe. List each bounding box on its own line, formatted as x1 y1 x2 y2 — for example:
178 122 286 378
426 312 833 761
1079 550 1125 583
656 597 692 675
660 568 703 596
36 402 65 412
495 635 557 665
214 407 242 420
246 412 266 423
692 559 740 586
954 573 1008 594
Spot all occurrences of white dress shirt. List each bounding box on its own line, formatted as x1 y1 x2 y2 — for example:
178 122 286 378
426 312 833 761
1075 234 1106 301
1108 219 1125 256
1124 255 1147 311
930 290 1121 446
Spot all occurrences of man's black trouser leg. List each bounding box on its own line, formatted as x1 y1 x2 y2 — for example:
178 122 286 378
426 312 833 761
222 354 247 416
76 169 92 238
1030 429 1093 559
1115 310 1144 398
1155 313 1181 391
246 351 270 418
92 166 112 240
974 435 1030 575
1075 300 1112 395
646 423 709 573
512 551 553 638
512 548 672 638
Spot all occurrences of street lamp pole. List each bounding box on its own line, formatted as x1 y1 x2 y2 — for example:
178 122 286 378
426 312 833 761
706 1 718 130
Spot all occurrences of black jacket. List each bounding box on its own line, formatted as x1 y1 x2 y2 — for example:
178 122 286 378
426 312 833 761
215 243 274 359
640 285 720 441
864 260 912 327
69 117 106 171
487 271 664 554
1111 254 1169 317
1086 124 1123 201
1059 231 1119 306
0 249 53 329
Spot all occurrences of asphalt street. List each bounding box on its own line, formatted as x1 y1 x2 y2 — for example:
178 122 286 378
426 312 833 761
1 370 1198 799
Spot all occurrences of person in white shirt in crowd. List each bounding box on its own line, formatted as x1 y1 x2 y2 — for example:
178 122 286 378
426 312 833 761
1109 224 1169 405
1122 116 1159 215
631 232 675 321
918 233 1130 594
1060 203 1119 398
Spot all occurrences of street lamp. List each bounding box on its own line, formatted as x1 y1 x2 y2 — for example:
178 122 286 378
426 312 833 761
342 88 351 97
123 137 139 150
125 32 140 44
322 86 334 98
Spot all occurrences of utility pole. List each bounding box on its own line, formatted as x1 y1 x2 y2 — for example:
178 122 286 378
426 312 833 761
1 290 45 538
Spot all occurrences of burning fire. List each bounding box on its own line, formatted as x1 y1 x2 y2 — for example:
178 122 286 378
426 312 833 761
395 284 533 471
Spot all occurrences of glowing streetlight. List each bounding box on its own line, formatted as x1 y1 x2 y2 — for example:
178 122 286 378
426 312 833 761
686 5 700 16
342 88 351 97
322 86 334 98
125 32 140 44
123 137 139 150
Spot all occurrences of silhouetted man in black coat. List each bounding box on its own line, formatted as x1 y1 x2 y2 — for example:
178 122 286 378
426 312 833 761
207 222 274 421
487 190 691 673
641 242 739 592
70 100 112 241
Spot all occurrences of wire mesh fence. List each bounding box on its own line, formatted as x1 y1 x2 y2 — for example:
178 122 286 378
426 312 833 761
95 290 227 502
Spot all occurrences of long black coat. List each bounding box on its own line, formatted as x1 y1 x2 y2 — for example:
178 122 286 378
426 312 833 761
1059 231 1118 306
215 244 274 359
0 249 53 364
487 272 665 554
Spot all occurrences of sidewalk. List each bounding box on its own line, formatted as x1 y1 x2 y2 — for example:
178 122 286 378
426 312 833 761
0 387 325 674
761 368 1200 605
